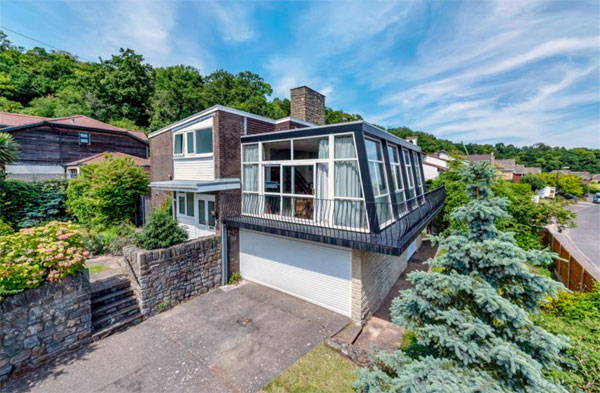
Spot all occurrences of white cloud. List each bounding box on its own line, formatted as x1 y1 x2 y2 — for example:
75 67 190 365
204 1 256 43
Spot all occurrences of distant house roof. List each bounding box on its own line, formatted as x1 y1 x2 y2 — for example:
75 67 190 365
65 152 150 167
468 154 494 162
0 112 147 142
495 159 516 171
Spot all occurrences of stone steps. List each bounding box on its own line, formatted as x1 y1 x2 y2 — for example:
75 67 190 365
90 275 142 341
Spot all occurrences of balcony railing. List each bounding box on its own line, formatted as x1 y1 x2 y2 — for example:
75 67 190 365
221 187 446 255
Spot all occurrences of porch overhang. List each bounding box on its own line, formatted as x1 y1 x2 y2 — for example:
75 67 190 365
149 178 240 193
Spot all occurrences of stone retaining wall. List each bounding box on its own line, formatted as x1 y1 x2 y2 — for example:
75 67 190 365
0 272 91 383
120 236 222 317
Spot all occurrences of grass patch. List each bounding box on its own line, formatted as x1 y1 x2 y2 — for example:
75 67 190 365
263 343 358 393
87 264 108 274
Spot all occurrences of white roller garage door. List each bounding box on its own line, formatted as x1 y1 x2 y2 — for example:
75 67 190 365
240 230 352 317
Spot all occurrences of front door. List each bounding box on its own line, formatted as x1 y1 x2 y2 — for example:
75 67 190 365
195 194 216 233
175 192 216 239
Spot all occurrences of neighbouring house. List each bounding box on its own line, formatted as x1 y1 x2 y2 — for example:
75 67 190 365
0 112 148 181
65 152 151 179
551 169 593 184
468 154 540 182
423 151 454 180
148 86 445 325
537 186 556 199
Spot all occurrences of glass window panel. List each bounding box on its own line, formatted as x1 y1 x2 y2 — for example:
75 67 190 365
282 166 292 194
293 137 328 159
365 139 382 161
263 140 291 160
178 196 185 215
79 132 90 144
376 163 388 194
242 193 260 215
387 145 399 163
174 134 183 154
294 165 314 195
394 166 404 191
334 135 356 159
242 144 258 162
334 200 367 229
198 200 206 225
208 201 215 227
186 192 194 217
195 128 213 154
187 132 194 154
282 197 293 217
264 166 281 193
242 164 258 192
334 161 362 198
265 196 280 215
375 195 392 224
368 162 379 196
294 198 314 219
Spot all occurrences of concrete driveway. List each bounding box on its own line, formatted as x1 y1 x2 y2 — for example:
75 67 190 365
6 282 349 393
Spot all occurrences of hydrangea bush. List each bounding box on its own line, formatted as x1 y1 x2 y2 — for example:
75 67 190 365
0 221 89 298
356 162 569 393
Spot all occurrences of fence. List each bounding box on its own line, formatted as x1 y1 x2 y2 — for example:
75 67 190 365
543 229 598 292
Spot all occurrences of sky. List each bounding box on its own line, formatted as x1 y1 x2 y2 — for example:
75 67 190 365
1 0 599 148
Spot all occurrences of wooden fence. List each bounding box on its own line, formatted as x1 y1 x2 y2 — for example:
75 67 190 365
542 230 597 292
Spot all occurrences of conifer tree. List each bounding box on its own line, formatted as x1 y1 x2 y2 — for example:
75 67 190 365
356 162 568 393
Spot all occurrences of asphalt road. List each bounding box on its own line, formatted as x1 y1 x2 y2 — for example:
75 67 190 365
565 198 600 266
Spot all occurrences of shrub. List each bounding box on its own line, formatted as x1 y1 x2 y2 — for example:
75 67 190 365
83 224 139 256
536 285 600 392
228 272 242 285
66 154 149 229
0 218 13 236
0 221 89 297
136 205 187 250
0 179 70 228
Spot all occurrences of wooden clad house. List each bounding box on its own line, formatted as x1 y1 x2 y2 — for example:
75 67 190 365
0 112 148 181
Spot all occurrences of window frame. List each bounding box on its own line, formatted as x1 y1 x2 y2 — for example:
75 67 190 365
78 132 91 145
173 127 214 158
387 144 407 216
365 137 393 228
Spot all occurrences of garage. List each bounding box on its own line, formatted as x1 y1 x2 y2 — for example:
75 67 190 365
239 230 352 317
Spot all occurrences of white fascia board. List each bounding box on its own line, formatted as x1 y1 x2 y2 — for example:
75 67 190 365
149 105 317 139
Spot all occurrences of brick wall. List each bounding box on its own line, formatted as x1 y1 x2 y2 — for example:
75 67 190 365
149 130 174 208
275 120 310 131
120 236 222 317
0 272 92 383
350 236 419 324
246 118 275 135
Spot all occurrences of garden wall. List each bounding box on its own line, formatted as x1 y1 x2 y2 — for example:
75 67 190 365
120 236 222 317
0 272 91 383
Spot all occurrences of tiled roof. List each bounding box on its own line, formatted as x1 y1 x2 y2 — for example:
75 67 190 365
0 112 147 141
495 159 516 171
468 154 494 162
66 152 150 167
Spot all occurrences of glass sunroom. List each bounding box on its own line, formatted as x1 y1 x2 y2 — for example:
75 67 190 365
223 121 445 256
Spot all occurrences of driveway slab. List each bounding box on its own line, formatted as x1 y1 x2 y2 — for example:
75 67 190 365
5 282 349 393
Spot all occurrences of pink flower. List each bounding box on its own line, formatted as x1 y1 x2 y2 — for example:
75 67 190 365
82 251 89 257
58 235 69 240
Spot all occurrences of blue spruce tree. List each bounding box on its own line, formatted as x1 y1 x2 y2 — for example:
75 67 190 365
356 162 568 393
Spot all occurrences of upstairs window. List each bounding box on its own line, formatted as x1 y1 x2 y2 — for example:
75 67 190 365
79 132 90 145
195 128 213 154
366 138 392 226
333 134 366 229
388 145 406 215
263 140 291 161
174 134 183 155
293 137 329 159
186 132 194 154
403 148 417 208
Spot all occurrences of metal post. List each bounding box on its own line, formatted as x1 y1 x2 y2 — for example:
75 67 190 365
221 222 228 286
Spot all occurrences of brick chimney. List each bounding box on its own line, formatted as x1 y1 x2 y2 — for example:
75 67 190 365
290 86 325 125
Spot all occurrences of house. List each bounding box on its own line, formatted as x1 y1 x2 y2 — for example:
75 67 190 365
148 86 445 324
468 154 541 181
0 112 148 181
65 152 150 179
512 164 541 182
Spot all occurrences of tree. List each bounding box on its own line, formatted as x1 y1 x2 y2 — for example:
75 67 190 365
149 65 205 130
356 162 568 392
66 154 149 229
521 174 547 191
325 107 362 124
0 133 19 177
136 203 188 250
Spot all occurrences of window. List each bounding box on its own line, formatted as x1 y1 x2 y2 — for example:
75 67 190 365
333 135 366 229
185 192 194 217
264 165 281 193
198 200 206 225
388 145 406 215
293 137 329 159
403 149 417 208
413 151 425 204
283 165 314 195
263 140 291 161
178 195 186 214
208 201 215 227
365 139 392 227
242 144 259 214
67 168 79 179
79 132 90 145
196 196 216 229
195 128 213 154
174 134 183 155
186 132 194 154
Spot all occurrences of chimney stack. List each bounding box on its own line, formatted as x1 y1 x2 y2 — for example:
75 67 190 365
290 86 325 125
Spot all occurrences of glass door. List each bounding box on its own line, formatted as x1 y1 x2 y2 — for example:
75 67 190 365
196 194 216 233
281 164 315 220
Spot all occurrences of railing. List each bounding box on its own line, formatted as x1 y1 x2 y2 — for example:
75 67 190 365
221 187 446 254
